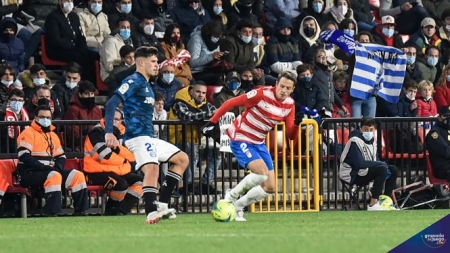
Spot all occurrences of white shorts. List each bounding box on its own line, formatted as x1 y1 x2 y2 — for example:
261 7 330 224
125 136 181 170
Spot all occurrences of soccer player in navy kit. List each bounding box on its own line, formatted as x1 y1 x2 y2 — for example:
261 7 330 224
104 47 189 224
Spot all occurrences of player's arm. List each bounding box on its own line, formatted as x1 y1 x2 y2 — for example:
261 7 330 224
104 95 122 134
209 90 260 124
285 105 296 141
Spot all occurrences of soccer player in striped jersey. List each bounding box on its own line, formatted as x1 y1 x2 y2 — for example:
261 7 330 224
201 71 297 221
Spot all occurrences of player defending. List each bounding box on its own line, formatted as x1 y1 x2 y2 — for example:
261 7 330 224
104 46 189 224
201 71 297 221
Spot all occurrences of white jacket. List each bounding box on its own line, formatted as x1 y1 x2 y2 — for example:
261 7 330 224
99 34 125 81
77 8 111 49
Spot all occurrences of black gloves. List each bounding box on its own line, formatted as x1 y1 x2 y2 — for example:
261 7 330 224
201 121 215 137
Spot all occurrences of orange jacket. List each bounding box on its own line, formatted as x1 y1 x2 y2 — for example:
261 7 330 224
83 119 135 175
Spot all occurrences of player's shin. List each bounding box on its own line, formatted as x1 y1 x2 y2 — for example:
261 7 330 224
141 165 159 215
159 170 182 205
229 173 268 199
234 185 269 210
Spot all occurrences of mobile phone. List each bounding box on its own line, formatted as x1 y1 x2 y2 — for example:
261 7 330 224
223 51 230 55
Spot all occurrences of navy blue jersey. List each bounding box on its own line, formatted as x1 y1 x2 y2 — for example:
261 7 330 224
116 72 155 139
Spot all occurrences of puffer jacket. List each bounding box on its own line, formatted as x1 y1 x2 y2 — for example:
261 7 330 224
77 8 111 48
99 34 125 81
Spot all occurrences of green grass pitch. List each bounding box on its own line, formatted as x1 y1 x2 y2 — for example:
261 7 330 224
0 210 448 253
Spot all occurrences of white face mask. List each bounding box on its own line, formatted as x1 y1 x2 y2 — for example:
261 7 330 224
362 131 374 141
33 77 46 86
1 79 13 86
446 25 450 31
63 2 74 13
338 5 348 15
66 80 78 89
143 24 154 35
406 92 416 101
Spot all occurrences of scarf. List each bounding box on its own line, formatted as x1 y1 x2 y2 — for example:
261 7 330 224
5 107 29 139
201 31 221 51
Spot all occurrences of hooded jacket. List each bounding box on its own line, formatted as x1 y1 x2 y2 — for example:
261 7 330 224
0 17 24 74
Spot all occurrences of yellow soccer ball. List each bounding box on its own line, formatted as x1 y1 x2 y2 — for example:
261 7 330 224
378 195 394 210
211 200 236 222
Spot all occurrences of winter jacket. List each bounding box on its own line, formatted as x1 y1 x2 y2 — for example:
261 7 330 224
264 0 300 28
298 16 321 63
131 27 165 62
226 3 259 30
422 0 450 27
171 3 210 44
350 0 374 23
220 31 255 73
397 91 418 117
99 34 126 81
434 82 450 109
160 41 193 86
406 31 442 54
296 0 330 33
187 26 220 73
265 34 302 74
312 64 343 111
77 8 111 49
291 79 327 113
0 18 24 74
417 97 438 117
107 8 139 34
416 60 437 83
404 64 422 83
151 77 184 111
52 77 78 116
213 86 245 117
371 25 404 48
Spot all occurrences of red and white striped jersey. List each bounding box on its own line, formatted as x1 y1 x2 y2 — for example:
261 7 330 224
210 87 296 144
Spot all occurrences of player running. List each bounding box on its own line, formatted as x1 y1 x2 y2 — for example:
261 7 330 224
104 46 189 224
201 71 297 221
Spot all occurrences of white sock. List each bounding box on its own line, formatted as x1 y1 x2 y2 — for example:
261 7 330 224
235 185 269 210
229 173 268 199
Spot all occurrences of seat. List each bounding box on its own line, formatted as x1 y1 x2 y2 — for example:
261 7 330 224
425 155 450 186
340 178 364 210
40 36 66 66
77 158 107 214
95 61 109 92
206 85 223 104
1 159 29 218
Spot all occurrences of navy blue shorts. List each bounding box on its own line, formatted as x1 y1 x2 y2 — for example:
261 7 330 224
229 139 274 171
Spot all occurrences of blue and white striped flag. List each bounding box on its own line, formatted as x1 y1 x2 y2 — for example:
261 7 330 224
351 43 407 104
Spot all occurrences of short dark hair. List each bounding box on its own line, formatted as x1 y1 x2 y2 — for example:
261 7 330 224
425 46 440 55
78 81 96 94
139 11 154 21
361 117 375 128
65 62 82 74
119 45 135 58
116 15 130 28
236 19 254 31
355 31 374 43
202 19 223 38
8 88 24 99
155 92 165 102
135 46 159 59
29 64 46 75
403 79 419 90
0 65 15 77
35 104 52 117
296 64 314 76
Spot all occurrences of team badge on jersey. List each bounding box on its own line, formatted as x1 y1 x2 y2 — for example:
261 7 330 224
246 90 257 99
118 83 129 94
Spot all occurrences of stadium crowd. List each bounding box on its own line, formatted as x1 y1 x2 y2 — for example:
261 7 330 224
1 0 450 215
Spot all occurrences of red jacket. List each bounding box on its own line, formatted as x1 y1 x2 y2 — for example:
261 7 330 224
434 82 450 109
417 98 437 117
63 95 102 150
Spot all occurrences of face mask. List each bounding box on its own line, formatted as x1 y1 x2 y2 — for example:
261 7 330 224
406 92 415 101
162 73 174 83
143 24 154 35
91 3 102 14
240 35 252 44
343 29 354 37
300 76 312 82
446 25 450 31
252 37 262 45
446 75 450 82
362 131 374 141
38 118 51 128
227 81 239 90
241 80 253 88
171 35 180 44
382 28 394 38
312 3 323 13
211 36 219 43
338 5 347 15
2 79 13 86
9 101 23 113
66 80 78 89
427 57 438 67
406 56 415 65
303 27 315 37
120 3 132 14
343 64 349 70
213 6 222 15
119 29 131 40
79 96 96 109
33 77 46 86
63 2 74 13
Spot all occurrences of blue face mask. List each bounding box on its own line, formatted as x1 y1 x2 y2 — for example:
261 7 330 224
120 3 132 14
343 29 355 37
162 73 174 83
241 35 252 44
312 3 323 13
382 28 394 38
427 57 438 67
227 81 239 90
119 29 131 40
213 6 222 15
91 3 102 14
38 118 51 128
9 101 23 113
362 131 374 141
406 55 416 65
300 76 312 82
252 37 262 45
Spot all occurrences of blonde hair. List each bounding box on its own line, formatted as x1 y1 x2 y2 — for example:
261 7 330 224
418 80 434 92
436 65 450 88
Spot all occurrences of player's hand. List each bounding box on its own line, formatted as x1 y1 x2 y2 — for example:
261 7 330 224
105 133 119 148
201 122 215 137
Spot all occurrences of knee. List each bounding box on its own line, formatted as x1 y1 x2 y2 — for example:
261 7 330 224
173 151 190 169
49 171 63 184
388 165 398 178
115 179 129 191
262 182 275 193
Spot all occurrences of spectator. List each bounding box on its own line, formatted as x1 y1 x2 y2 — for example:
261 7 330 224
252 23 273 85
298 16 321 64
141 0 173 39
63 81 102 151
264 0 300 30
204 0 228 31
100 17 134 81
153 92 168 139
187 19 224 84
350 0 376 31
25 85 63 119
161 24 193 86
333 71 353 117
422 0 450 27
226 0 259 30
152 62 184 111
327 0 356 26
52 62 82 116
213 71 245 117
380 0 430 35
339 117 398 211
403 45 422 83
338 18 358 38
131 11 165 61
371 15 404 48
17 103 89 216
0 18 24 74
416 46 439 83
407 17 441 55
168 81 221 195
296 0 331 31
171 0 210 44
417 80 438 117
439 8 450 53
266 17 303 76
0 89 28 153
104 45 135 96
77 0 111 53
355 31 374 43
239 67 256 92
434 65 450 108
83 110 142 215
106 0 139 32
0 65 16 107
398 80 419 117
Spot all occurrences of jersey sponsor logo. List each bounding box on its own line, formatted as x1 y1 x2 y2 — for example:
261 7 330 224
145 88 149 92
240 143 252 158
246 90 257 99
118 83 129 94
144 97 155 104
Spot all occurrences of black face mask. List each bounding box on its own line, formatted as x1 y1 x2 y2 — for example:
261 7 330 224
303 27 315 38
2 33 14 42
276 32 290 43
79 96 96 109
240 80 253 89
